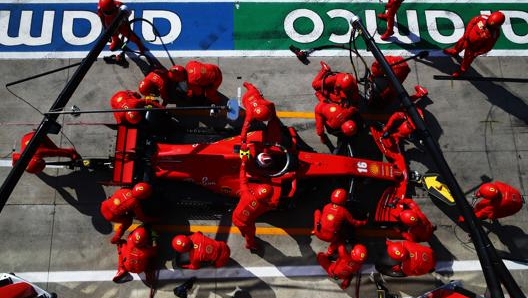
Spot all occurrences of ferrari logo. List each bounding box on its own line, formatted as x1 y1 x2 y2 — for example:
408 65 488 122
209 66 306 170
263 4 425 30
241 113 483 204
113 198 121 205
201 67 206 74
327 214 335 221
330 106 336 112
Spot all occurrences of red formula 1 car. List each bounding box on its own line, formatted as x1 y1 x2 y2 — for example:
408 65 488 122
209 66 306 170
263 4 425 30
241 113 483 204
109 105 410 230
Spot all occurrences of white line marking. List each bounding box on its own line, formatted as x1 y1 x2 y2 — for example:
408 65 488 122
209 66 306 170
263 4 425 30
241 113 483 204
1 49 528 60
14 260 528 283
0 0 525 3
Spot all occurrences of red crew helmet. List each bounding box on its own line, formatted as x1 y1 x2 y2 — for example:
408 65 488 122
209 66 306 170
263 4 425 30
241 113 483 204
330 188 348 205
172 235 192 253
400 210 419 226
138 79 159 97
477 183 500 200
334 73 357 100
486 11 505 29
129 226 149 247
387 241 407 261
254 184 273 200
341 120 357 137
350 244 368 262
132 182 153 200
253 105 273 122
168 65 186 82
99 0 116 14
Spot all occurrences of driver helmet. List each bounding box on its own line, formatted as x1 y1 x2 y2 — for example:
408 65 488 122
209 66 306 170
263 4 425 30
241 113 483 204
138 79 160 97
350 244 368 262
132 182 153 200
256 152 273 168
486 11 505 29
386 241 408 261
400 210 419 226
341 120 358 137
168 65 187 82
129 226 150 247
99 0 117 14
476 182 501 201
171 235 192 253
330 188 348 205
254 184 274 200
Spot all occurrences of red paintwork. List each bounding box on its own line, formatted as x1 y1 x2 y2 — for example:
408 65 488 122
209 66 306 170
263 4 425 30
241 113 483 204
0 282 37 298
151 128 403 198
113 125 138 184
370 125 409 204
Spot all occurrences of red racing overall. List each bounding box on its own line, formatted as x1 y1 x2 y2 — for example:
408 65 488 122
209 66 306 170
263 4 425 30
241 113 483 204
12 131 80 174
232 158 279 250
317 244 367 289
97 0 146 54
114 226 157 283
240 82 282 145
314 93 359 143
184 61 223 105
185 232 231 269
387 240 436 276
109 90 164 125
377 0 404 40
473 181 523 220
312 61 360 104
313 200 367 255
100 187 151 243
443 13 504 76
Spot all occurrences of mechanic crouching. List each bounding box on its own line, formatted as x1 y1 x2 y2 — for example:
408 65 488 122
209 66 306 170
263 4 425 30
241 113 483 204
317 243 368 289
171 232 231 270
100 182 156 244
113 225 158 284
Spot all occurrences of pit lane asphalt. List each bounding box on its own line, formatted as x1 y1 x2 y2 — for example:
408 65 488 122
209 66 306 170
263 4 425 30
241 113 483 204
0 53 527 298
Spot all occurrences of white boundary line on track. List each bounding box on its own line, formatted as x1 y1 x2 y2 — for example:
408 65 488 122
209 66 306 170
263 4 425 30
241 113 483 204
15 261 528 283
0 0 525 3
2 50 528 60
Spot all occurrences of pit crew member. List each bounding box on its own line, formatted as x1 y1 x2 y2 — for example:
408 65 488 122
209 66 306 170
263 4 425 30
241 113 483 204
113 225 158 284
12 131 80 174
97 0 146 60
239 81 282 146
100 182 154 244
317 243 368 289
232 150 280 250
167 61 223 105
377 0 404 40
109 90 164 125
312 188 367 255
443 11 505 77
368 56 428 107
171 232 231 269
384 240 436 276
460 181 524 222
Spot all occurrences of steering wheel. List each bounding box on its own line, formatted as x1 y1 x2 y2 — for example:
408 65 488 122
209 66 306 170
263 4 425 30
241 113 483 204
264 143 292 178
